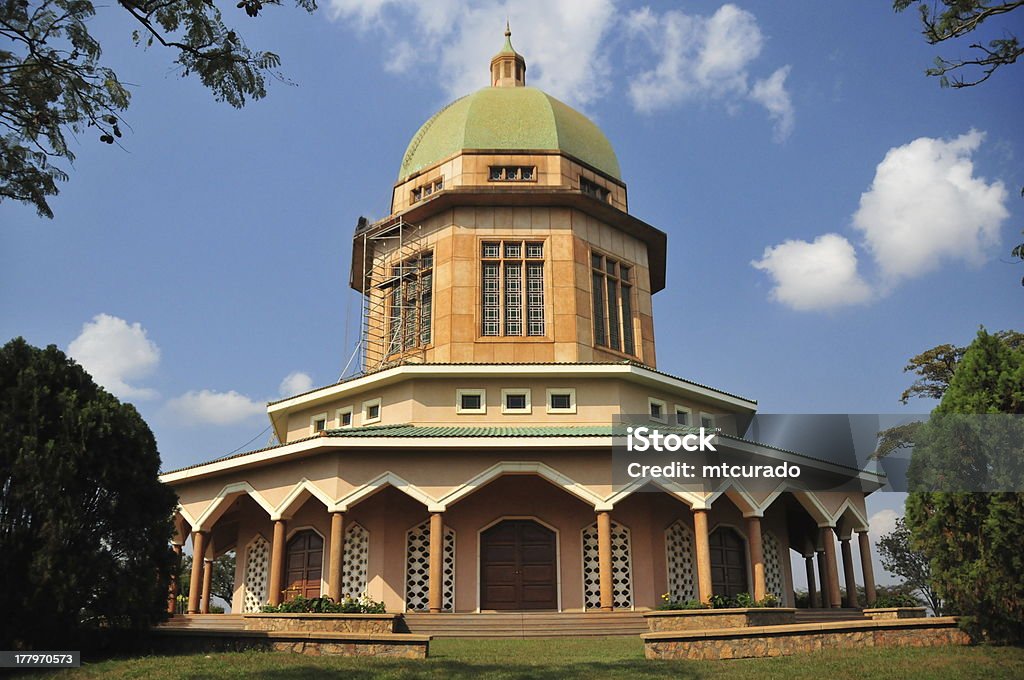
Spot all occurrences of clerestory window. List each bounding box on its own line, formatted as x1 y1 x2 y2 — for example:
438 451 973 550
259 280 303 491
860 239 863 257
385 251 433 356
481 241 545 337
591 251 636 355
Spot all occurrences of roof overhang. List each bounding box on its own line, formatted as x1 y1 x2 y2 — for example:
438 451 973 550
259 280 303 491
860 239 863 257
350 187 667 294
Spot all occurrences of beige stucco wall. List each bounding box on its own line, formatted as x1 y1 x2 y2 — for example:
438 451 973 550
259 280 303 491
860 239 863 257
280 375 739 443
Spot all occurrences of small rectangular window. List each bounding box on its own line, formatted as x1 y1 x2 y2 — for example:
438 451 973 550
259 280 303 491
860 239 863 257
504 242 521 259
674 406 691 427
501 389 532 414
335 407 354 428
489 167 503 181
311 413 328 434
362 398 382 424
648 398 667 423
483 242 500 258
526 242 544 258
457 389 486 414
546 389 576 414
700 413 716 430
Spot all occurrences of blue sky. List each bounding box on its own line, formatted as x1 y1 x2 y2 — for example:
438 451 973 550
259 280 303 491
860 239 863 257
2 2 1021 585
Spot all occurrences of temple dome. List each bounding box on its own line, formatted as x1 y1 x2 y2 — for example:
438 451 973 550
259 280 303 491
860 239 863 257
397 86 621 182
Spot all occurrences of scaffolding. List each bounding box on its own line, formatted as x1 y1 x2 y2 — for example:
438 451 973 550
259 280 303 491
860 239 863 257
355 215 428 373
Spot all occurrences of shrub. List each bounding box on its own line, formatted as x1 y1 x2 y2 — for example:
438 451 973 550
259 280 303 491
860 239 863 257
261 594 386 614
873 592 923 608
657 593 707 610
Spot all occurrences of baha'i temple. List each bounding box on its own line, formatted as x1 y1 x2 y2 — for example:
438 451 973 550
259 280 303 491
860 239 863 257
161 29 886 621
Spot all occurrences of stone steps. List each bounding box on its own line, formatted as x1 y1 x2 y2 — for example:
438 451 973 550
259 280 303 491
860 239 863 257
400 611 648 638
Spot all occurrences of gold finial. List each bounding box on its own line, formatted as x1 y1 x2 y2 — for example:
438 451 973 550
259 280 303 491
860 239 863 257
505 19 511 37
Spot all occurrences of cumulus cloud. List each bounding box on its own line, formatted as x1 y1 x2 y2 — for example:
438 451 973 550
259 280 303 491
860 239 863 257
625 4 793 138
327 0 616 108
68 314 160 400
166 390 265 426
852 130 1009 286
279 371 314 397
753 130 1009 311
868 508 900 539
751 234 872 311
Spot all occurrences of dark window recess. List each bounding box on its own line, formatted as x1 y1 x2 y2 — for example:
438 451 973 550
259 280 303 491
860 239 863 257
489 166 536 181
461 393 482 411
340 412 352 427
650 402 663 419
580 177 611 202
505 393 527 410
366 404 380 420
313 418 326 432
591 252 635 356
550 394 571 410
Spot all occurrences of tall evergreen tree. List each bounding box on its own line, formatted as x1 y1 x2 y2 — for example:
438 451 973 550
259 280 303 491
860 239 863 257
904 328 1024 641
0 337 178 650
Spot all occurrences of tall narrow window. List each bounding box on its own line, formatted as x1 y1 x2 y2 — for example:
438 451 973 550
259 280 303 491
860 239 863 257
481 241 545 337
591 251 636 356
385 250 433 355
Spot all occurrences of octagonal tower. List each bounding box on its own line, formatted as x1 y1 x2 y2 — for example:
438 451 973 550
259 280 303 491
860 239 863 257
350 29 666 373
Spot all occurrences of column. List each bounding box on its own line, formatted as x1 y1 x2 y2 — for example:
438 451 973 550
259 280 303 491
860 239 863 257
822 527 841 609
168 543 182 615
841 537 859 608
328 511 346 602
268 519 286 606
692 508 713 604
597 511 613 611
746 516 766 602
858 530 877 606
200 558 213 614
816 548 829 607
187 531 207 614
428 512 444 613
804 554 817 609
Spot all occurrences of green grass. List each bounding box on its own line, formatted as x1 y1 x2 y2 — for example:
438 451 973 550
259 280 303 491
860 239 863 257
21 638 1024 679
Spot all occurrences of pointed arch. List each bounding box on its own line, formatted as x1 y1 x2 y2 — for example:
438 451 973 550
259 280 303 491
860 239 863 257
704 479 760 516
194 482 276 531
600 478 706 511
272 478 335 520
336 471 438 511
436 461 605 510
833 498 869 536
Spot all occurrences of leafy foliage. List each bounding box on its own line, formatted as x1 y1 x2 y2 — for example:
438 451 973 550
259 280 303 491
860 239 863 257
178 550 236 606
0 0 317 218
876 516 943 614
901 327 1024 641
873 591 925 608
0 337 178 650
894 1 1024 87
261 594 387 614
898 330 1023 405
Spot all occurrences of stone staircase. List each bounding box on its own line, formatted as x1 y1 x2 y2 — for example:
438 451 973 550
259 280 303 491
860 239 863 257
794 608 868 624
159 614 246 631
399 611 648 638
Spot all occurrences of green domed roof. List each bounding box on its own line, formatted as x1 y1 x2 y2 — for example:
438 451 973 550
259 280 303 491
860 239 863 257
398 87 621 181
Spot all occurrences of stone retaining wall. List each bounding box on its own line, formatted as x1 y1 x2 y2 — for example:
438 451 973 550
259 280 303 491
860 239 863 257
862 607 927 620
643 617 969 660
149 628 429 659
644 608 796 632
243 613 398 633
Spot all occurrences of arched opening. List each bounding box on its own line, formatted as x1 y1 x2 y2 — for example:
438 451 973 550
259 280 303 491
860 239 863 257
284 529 323 599
480 519 557 610
709 526 748 598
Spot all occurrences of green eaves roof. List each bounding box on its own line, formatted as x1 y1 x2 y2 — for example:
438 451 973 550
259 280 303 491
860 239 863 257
322 423 612 438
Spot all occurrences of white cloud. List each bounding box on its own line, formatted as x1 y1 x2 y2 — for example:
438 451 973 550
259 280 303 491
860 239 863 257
279 371 314 397
750 66 794 142
751 234 872 311
625 4 792 138
166 390 265 426
327 0 616 108
868 508 900 539
68 314 160 400
852 130 1009 286
753 130 1010 310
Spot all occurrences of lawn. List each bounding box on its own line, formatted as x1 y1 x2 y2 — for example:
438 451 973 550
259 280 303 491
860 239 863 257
22 638 1024 679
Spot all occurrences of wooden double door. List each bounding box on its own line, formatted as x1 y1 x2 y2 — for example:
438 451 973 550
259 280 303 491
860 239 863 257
285 530 323 599
480 520 558 610
709 527 749 598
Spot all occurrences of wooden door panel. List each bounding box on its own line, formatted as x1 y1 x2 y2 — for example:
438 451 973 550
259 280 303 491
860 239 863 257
480 520 558 610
